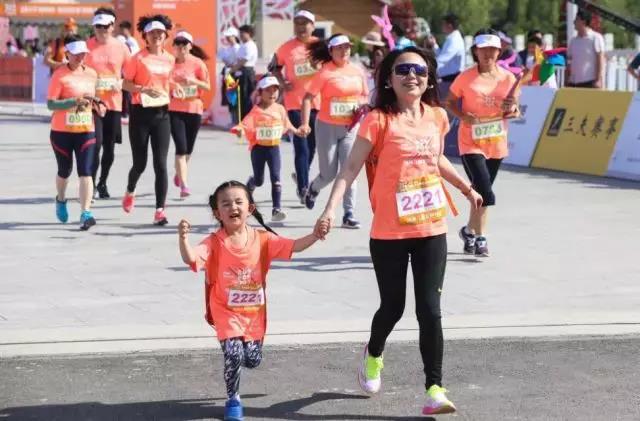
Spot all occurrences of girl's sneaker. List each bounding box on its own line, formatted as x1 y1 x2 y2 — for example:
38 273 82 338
422 385 456 415
272 208 286 222
180 186 191 198
122 192 135 213
224 397 243 421
358 346 383 394
79 211 96 231
55 196 68 223
153 208 168 226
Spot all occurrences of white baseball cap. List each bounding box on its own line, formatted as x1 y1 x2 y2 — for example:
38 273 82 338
175 30 193 43
294 10 315 23
257 76 279 90
473 34 501 49
328 35 352 48
65 40 89 55
144 20 167 33
92 14 115 26
222 27 239 38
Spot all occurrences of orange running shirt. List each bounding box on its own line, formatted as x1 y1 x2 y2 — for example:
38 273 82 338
306 61 368 125
85 36 131 112
449 66 519 159
237 102 294 150
358 105 450 240
191 227 294 341
169 54 210 115
47 65 98 133
275 37 321 111
122 49 175 106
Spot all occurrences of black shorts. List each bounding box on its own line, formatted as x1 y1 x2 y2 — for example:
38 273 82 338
50 130 96 178
170 111 202 155
461 154 502 207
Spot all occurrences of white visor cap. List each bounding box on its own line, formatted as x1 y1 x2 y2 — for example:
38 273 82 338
294 10 315 23
65 40 89 55
328 35 352 48
473 34 501 49
257 76 280 90
92 14 115 26
222 27 239 38
144 20 167 33
175 31 193 43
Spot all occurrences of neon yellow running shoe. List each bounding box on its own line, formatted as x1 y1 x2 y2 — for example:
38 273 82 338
422 385 456 415
358 346 383 394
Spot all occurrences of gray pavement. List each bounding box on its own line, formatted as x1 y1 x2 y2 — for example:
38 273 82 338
1 115 640 357
2 336 640 420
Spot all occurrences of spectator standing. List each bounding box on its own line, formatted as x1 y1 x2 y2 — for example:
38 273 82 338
566 10 605 89
435 13 465 100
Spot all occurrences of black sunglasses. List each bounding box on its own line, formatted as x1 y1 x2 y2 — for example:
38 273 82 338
174 39 190 46
394 63 428 77
94 24 112 30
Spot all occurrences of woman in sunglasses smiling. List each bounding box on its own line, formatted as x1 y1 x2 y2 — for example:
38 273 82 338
169 30 210 198
314 47 482 416
446 29 520 257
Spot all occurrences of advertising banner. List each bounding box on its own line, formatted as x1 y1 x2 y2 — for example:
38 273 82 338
607 92 640 181
531 89 632 176
504 86 556 167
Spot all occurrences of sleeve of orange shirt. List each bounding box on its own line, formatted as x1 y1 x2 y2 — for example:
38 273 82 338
266 232 294 261
122 54 138 82
191 235 214 272
47 71 63 100
357 111 381 147
306 68 326 97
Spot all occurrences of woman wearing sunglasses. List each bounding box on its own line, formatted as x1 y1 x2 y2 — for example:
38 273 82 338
314 47 482 416
169 30 210 198
446 29 520 257
86 7 131 200
299 34 369 229
121 14 176 226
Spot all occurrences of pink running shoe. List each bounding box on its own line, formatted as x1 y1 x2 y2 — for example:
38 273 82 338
173 174 180 187
180 186 191 198
122 192 135 213
153 208 168 226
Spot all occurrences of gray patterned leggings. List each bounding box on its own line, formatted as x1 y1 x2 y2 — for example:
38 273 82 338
220 338 263 398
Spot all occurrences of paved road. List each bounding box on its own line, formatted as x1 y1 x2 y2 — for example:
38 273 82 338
1 116 640 356
2 336 640 420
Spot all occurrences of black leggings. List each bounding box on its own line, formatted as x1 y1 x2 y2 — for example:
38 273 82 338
248 145 282 210
461 154 502 207
127 105 171 209
368 234 447 389
50 131 96 178
170 111 202 155
220 338 263 399
93 110 122 186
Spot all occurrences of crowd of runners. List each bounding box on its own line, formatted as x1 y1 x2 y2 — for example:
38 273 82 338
45 6 520 421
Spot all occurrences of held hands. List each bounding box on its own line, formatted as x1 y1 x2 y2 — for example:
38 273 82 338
298 124 312 137
293 127 307 138
76 96 91 110
178 219 191 239
313 210 334 240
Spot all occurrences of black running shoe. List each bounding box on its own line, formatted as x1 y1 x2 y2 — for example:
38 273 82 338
475 236 490 257
96 183 110 199
304 188 318 210
459 226 476 254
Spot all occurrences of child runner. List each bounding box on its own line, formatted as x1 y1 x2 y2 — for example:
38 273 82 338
169 30 211 197
47 35 105 230
178 180 323 421
232 75 305 222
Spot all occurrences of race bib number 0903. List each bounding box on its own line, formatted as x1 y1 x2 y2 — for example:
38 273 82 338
64 111 92 131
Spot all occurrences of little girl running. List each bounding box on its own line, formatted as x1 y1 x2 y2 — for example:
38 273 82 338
232 75 304 222
178 180 323 421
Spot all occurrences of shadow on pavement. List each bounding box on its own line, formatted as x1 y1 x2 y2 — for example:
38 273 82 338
0 393 430 420
271 256 373 272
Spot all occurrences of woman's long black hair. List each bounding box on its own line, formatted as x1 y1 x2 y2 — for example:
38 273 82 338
137 14 173 41
173 37 209 61
208 180 277 235
307 33 350 67
373 46 440 114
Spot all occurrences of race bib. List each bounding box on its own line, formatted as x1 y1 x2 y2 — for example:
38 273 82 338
141 91 170 108
395 176 447 225
330 97 358 118
181 84 198 99
293 60 316 78
227 286 265 309
64 111 93 132
471 120 506 143
96 76 118 92
256 125 283 146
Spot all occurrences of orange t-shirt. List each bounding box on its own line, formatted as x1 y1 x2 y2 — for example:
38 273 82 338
237 102 295 150
358 105 450 240
275 37 321 111
169 54 210 115
449 66 519 159
85 37 131 112
47 65 98 133
306 61 368 125
122 49 175 106
192 227 295 341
